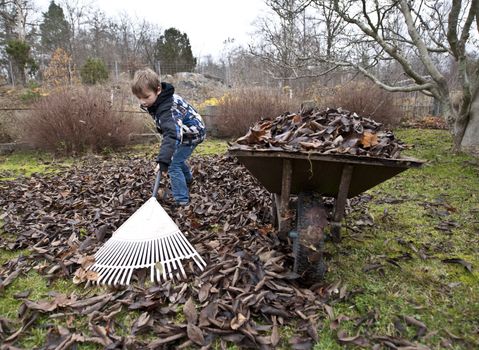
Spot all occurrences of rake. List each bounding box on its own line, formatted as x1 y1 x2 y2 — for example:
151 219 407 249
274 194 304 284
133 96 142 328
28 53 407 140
89 171 206 286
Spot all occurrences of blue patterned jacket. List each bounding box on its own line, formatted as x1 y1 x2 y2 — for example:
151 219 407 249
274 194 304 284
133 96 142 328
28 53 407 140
145 83 206 165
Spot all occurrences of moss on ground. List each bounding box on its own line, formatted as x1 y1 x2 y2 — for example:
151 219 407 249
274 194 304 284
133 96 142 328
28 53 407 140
0 150 72 180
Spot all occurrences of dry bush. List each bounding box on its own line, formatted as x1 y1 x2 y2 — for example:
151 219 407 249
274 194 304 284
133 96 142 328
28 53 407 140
215 87 299 138
320 81 404 126
24 87 143 154
0 110 28 143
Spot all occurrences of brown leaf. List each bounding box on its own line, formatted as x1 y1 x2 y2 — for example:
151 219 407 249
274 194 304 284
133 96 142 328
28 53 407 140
72 267 98 284
186 323 205 346
442 258 473 273
183 297 198 325
199 302 218 327
132 312 152 334
360 132 379 148
77 255 95 269
23 299 59 312
271 323 280 346
0 269 21 291
307 318 319 342
337 330 370 347
198 283 211 303
230 313 247 330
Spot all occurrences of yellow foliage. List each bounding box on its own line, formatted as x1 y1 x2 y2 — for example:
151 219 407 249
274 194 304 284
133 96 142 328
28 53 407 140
43 48 80 88
196 94 231 112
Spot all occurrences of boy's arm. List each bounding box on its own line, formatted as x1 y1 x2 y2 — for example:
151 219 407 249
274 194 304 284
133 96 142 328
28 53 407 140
156 110 181 168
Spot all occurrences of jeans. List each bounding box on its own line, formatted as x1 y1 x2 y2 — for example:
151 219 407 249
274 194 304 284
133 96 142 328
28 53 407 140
168 144 196 204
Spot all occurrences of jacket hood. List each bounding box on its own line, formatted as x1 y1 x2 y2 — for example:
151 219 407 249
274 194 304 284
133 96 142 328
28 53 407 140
147 82 175 113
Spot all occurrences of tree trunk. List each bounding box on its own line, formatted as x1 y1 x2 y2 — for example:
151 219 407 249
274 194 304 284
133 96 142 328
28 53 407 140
460 90 479 155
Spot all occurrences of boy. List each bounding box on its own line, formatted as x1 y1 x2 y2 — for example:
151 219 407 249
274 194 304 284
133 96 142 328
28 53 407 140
131 68 205 206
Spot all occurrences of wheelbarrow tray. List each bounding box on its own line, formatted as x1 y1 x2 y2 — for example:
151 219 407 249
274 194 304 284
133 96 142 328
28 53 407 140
229 149 424 198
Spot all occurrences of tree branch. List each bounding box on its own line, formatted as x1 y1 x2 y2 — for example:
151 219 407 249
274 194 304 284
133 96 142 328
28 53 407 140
399 0 446 85
332 0 429 86
321 57 435 94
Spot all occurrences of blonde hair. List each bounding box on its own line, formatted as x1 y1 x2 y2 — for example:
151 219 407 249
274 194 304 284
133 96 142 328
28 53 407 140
131 68 160 96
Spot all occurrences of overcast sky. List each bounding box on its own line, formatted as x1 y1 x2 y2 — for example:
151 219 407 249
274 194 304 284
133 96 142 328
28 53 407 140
35 0 269 59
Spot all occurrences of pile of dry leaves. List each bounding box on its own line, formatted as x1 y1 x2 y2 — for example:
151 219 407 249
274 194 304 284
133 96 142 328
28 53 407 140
230 108 406 158
0 155 432 349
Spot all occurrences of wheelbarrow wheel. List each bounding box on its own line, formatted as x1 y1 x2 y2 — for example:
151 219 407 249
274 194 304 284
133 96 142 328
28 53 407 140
293 192 328 284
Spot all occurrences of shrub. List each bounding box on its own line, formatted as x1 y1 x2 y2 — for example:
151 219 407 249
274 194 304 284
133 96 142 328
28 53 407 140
80 58 109 85
320 80 404 127
20 81 44 102
214 87 299 138
23 87 142 154
43 48 79 87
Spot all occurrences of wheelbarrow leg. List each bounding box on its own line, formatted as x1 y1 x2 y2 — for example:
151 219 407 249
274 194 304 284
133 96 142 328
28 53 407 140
276 159 292 240
331 165 353 242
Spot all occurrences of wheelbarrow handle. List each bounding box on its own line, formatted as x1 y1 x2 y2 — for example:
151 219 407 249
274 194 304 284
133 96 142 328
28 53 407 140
152 170 162 198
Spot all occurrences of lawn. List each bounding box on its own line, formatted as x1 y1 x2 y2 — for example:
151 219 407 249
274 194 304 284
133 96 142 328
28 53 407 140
0 132 478 349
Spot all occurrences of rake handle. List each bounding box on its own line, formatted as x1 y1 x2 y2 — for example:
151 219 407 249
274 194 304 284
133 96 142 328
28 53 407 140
152 170 162 198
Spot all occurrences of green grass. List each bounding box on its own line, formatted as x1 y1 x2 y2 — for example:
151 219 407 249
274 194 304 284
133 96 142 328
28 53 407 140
0 270 49 319
1 130 478 348
0 150 72 180
195 139 228 155
124 138 228 158
322 129 479 348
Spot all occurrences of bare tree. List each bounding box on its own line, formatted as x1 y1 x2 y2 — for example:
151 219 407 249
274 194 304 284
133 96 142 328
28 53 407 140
253 0 322 86
60 0 92 61
315 0 479 152
251 0 353 92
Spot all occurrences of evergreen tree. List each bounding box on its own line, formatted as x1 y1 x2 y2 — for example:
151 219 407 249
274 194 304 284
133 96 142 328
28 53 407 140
40 1 70 55
6 39 37 84
80 57 108 85
155 28 196 74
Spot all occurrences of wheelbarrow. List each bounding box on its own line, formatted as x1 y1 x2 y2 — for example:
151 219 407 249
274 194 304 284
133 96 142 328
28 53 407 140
228 149 424 281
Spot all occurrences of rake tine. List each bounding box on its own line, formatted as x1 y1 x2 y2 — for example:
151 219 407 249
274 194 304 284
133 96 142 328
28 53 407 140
95 239 122 267
168 234 187 280
176 231 202 259
171 231 189 257
98 244 125 285
168 235 183 280
144 239 151 268
168 236 183 280
91 265 105 284
125 267 135 286
163 236 175 281
177 232 207 269
140 240 149 267
106 241 133 286
100 240 128 271
165 235 181 280
159 237 168 281
111 241 139 286
148 239 154 283
154 239 162 283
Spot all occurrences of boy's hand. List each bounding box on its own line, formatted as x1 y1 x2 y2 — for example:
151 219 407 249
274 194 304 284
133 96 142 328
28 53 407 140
155 162 169 174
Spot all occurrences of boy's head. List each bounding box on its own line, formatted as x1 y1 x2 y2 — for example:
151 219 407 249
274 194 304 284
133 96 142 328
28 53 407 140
131 68 161 107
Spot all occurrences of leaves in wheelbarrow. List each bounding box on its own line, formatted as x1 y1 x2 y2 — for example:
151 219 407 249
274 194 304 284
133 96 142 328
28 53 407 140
231 108 406 158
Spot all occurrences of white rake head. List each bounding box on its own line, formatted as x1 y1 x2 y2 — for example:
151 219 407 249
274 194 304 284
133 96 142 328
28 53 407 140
89 197 206 286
